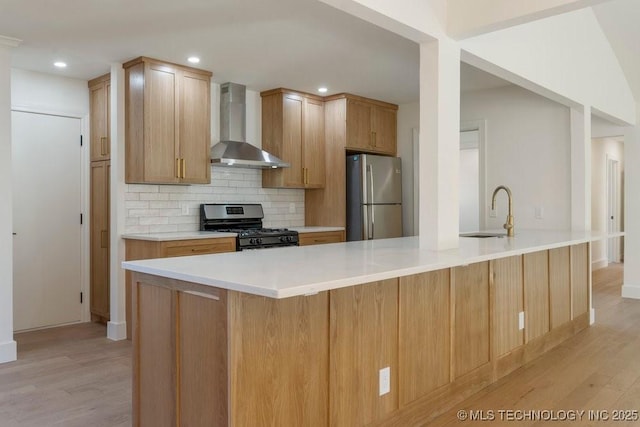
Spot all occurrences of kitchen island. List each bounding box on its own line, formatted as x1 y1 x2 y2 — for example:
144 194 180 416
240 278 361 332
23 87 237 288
123 230 596 427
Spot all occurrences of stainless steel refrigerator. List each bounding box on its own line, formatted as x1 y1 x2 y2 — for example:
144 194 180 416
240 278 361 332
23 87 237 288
346 154 403 241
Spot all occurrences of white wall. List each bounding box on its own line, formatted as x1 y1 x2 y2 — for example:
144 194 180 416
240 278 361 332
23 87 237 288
591 137 624 269
461 8 635 125
623 111 640 298
461 85 571 231
11 69 89 116
124 84 304 232
397 102 419 236
0 42 16 363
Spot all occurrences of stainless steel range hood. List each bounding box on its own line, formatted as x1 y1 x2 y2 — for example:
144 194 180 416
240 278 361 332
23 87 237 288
211 82 289 169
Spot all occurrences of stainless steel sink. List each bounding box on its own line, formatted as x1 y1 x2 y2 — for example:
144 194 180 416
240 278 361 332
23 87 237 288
460 232 506 238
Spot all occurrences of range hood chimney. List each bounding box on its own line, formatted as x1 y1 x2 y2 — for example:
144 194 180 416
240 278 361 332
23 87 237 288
210 82 290 169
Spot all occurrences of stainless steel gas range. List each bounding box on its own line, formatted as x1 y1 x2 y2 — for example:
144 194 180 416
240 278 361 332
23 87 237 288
199 203 299 250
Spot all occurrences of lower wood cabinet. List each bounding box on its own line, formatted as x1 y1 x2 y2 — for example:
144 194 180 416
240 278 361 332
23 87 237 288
131 243 591 427
492 255 524 357
399 270 450 405
125 237 236 339
524 250 550 342
297 230 345 246
329 279 398 426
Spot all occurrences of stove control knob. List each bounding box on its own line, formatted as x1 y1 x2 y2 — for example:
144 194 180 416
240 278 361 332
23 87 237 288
286 236 293 242
249 238 256 245
256 238 263 245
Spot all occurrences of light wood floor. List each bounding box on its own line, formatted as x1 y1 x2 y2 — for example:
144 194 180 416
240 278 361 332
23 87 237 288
0 323 132 427
0 264 636 427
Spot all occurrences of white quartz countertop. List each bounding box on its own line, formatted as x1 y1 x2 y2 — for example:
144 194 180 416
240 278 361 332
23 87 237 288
289 226 345 233
121 231 237 241
122 230 603 299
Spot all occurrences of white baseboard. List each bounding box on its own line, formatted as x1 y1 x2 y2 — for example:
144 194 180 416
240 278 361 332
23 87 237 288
622 284 640 300
0 340 17 364
590 308 595 325
107 321 127 341
591 258 608 271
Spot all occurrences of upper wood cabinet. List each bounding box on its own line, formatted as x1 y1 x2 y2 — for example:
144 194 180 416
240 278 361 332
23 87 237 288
123 56 212 184
261 88 325 189
88 74 110 161
343 95 398 156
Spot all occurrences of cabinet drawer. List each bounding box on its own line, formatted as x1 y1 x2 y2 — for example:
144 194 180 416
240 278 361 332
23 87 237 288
163 238 236 257
298 231 344 246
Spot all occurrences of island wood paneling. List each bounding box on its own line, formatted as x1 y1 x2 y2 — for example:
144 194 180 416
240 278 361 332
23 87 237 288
492 255 524 357
228 291 328 427
524 251 550 342
399 270 450 406
134 282 175 427
330 279 398 426
571 243 589 317
549 246 571 328
452 262 490 379
178 290 228 427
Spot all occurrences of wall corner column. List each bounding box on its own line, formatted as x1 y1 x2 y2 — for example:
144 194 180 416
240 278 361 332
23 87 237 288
622 104 640 299
0 36 21 363
108 63 127 340
570 105 591 232
419 38 460 250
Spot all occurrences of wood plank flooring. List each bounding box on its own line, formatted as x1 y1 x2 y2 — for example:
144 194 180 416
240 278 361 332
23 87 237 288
0 263 636 427
0 323 131 427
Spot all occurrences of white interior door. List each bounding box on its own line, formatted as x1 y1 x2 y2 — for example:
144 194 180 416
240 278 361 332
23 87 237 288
607 157 621 263
12 111 82 331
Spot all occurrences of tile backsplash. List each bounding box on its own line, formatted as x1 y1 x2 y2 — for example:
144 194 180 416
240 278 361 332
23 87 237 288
125 167 305 234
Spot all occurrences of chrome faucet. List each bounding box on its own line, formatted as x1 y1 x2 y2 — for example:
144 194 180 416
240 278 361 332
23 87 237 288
491 185 514 237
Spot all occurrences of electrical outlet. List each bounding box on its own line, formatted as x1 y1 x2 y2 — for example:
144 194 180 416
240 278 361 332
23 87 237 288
182 204 190 215
489 207 497 218
379 367 390 396
535 206 544 219
518 311 525 330
289 203 296 214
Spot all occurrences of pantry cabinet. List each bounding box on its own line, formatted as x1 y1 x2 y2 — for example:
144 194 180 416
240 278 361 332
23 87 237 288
90 160 110 322
123 56 212 184
88 74 110 161
261 88 325 189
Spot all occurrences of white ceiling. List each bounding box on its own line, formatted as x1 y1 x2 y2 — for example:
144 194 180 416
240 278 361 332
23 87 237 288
4 0 636 105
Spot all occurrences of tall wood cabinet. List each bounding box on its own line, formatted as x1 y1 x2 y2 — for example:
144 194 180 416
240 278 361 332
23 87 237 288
90 160 110 322
123 56 212 184
89 74 111 161
261 88 325 189
89 74 112 323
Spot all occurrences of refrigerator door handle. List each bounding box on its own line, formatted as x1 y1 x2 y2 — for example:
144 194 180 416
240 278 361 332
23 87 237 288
367 165 375 238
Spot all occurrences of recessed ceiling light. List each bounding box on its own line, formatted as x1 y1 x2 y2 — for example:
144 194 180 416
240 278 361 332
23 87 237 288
188 56 200 64
54 61 67 68
318 87 328 93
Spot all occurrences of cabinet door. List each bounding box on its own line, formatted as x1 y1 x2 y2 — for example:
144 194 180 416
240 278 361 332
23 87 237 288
145 62 179 183
297 231 344 246
346 99 372 151
571 243 589 318
89 80 109 161
524 251 550 342
452 262 490 378
492 256 523 357
303 97 325 188
90 160 110 320
371 106 397 155
549 246 571 328
179 70 211 184
282 93 304 186
330 279 398 426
